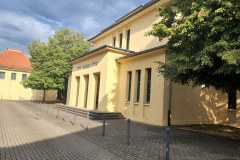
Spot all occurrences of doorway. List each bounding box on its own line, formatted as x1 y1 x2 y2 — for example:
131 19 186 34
94 73 101 110
83 75 89 108
75 76 80 106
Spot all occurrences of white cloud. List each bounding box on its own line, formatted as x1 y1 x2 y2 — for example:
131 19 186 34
0 0 150 53
0 37 29 55
0 10 54 42
81 16 101 37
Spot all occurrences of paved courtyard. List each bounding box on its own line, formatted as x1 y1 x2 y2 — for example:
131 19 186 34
0 101 239 160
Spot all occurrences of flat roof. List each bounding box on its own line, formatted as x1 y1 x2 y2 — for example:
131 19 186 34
70 45 135 63
117 45 166 61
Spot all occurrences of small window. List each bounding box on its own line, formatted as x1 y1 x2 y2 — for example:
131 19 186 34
119 33 123 48
22 74 27 80
11 73 17 80
126 29 130 50
126 71 132 102
0 72 5 79
145 68 152 103
113 36 116 47
135 70 141 102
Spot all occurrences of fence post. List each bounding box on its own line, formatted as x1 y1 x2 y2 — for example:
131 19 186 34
86 111 89 130
64 106 67 121
126 119 131 145
102 114 106 137
166 126 170 160
74 109 77 126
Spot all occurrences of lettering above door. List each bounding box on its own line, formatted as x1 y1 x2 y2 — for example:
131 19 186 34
77 61 99 70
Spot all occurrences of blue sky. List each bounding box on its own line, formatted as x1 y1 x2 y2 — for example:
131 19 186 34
0 0 150 55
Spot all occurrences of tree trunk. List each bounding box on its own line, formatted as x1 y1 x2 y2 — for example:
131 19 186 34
57 89 63 100
57 89 67 101
43 89 46 102
228 88 236 110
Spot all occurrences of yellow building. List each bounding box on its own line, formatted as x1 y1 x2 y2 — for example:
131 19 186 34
0 48 57 101
67 0 239 127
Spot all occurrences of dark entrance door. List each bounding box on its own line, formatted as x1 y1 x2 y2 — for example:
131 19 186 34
95 73 100 110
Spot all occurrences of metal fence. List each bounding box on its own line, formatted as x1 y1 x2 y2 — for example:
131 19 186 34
20 100 90 130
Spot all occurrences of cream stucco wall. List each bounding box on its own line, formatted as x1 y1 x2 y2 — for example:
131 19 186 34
91 0 168 52
67 48 129 112
68 52 108 110
66 0 239 127
171 84 240 127
0 69 57 101
117 49 167 126
0 69 31 100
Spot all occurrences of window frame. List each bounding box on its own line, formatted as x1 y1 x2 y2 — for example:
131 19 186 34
11 73 17 80
126 29 130 50
113 36 116 47
119 33 123 48
22 74 27 80
135 70 141 103
0 72 5 79
126 71 132 102
145 68 152 104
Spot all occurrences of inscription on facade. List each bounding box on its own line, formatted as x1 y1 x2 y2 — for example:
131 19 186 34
77 61 99 70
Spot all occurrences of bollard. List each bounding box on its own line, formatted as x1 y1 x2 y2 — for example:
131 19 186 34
64 106 67 121
102 114 106 137
166 126 170 160
86 111 89 130
74 109 77 126
126 119 131 145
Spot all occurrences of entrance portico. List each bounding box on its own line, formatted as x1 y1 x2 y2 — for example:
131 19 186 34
67 45 132 112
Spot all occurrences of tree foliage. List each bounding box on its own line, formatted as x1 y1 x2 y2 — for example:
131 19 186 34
22 40 51 90
22 28 91 100
148 0 240 108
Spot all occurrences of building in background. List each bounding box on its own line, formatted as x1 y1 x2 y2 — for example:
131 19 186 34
0 48 57 101
67 0 239 127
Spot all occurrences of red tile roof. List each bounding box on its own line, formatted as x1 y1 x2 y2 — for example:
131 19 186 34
0 48 33 71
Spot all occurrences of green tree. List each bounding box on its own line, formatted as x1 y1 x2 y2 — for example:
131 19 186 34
23 28 91 101
22 40 51 101
148 0 240 109
47 28 91 100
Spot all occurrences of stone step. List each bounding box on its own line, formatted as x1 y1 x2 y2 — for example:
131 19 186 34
56 105 125 120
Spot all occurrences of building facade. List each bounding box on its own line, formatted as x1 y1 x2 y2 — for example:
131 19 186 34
0 48 57 101
67 0 239 127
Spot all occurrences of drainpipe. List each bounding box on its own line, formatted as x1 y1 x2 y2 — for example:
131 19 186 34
166 80 172 160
